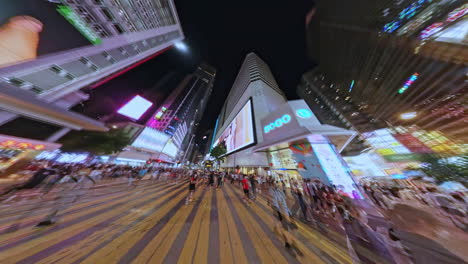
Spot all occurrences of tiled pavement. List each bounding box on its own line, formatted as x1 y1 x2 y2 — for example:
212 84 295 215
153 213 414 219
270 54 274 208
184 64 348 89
0 180 390 264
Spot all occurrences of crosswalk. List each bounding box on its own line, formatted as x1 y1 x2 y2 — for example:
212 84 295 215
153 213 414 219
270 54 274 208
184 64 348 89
0 180 387 264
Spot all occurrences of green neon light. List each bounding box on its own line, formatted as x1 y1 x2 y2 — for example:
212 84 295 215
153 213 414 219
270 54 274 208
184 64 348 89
57 5 102 45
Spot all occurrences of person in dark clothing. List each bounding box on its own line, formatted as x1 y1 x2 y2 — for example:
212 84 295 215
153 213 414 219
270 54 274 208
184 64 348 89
0 164 57 199
249 175 257 199
208 172 215 188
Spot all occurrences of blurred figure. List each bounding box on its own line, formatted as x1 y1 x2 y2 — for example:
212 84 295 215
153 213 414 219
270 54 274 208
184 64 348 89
0 161 56 199
249 174 257 199
267 180 302 254
186 173 198 205
241 174 251 203
387 204 468 263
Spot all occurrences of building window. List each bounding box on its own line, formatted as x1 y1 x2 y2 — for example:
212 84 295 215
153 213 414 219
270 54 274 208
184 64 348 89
6 78 27 87
79 57 90 65
30 87 44 94
113 24 125 34
100 8 114 21
49 65 63 74
76 7 96 23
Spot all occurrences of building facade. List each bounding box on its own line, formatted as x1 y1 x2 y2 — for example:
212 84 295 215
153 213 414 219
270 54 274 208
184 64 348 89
0 0 184 139
213 52 288 169
301 0 467 147
120 63 216 164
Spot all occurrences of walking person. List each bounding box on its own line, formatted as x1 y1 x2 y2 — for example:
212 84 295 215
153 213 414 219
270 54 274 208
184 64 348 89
186 174 198 204
241 174 251 203
217 171 224 188
267 181 302 254
151 168 161 183
127 168 137 187
249 174 257 200
208 172 215 189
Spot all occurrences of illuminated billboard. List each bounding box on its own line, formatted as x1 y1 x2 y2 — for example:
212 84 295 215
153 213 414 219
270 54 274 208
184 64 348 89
0 1 100 68
131 127 169 153
212 100 255 155
312 144 362 199
117 95 153 120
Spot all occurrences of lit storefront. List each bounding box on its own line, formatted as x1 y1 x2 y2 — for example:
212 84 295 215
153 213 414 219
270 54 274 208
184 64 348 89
0 134 61 178
253 100 363 199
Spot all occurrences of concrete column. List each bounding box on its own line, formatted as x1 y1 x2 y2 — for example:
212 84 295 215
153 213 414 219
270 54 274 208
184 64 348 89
46 127 71 142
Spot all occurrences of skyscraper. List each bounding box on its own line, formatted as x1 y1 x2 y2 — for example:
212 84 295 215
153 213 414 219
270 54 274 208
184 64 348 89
301 0 467 143
213 52 288 168
0 0 184 138
127 63 216 163
212 53 358 196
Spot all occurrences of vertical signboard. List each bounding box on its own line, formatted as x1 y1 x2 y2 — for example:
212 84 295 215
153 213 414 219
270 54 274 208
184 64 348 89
312 144 362 199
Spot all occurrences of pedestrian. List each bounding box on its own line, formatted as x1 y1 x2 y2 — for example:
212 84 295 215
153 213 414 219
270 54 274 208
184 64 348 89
241 174 251 203
0 162 56 198
208 172 215 188
127 168 137 187
151 168 161 182
186 174 198 204
249 174 257 199
267 181 302 254
217 171 224 188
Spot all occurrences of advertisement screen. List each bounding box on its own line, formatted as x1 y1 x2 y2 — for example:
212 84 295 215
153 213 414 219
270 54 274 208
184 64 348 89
117 95 153 120
132 127 169 153
0 1 100 68
212 100 255 154
162 140 179 158
312 144 362 199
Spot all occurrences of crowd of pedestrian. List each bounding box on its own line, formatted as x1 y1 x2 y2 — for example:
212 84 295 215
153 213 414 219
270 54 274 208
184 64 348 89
1 162 467 262
0 161 193 229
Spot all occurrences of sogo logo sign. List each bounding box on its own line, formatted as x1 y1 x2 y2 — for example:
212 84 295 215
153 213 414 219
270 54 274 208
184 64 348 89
296 109 312 119
263 109 313 134
264 114 291 134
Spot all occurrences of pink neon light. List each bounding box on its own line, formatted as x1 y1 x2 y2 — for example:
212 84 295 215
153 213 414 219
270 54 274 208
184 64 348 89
117 95 153 120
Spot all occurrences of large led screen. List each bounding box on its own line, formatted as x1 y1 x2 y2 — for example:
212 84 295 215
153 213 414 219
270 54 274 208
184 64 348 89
212 100 255 155
0 1 101 68
312 144 362 199
132 127 169 153
117 95 153 120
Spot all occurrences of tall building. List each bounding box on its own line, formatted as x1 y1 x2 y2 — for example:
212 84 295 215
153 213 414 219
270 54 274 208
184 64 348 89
301 0 467 144
213 52 288 169
213 53 360 197
123 63 216 164
0 0 184 138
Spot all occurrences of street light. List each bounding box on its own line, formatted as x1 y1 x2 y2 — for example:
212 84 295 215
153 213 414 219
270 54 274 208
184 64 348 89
400 112 417 120
174 41 188 53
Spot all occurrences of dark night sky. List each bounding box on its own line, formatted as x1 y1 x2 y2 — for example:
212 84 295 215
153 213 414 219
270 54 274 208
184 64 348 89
177 0 315 130
83 0 315 131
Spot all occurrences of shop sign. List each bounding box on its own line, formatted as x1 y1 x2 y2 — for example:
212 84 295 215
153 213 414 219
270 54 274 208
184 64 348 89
383 153 426 162
394 133 433 153
263 114 291 134
1 140 45 150
295 109 313 119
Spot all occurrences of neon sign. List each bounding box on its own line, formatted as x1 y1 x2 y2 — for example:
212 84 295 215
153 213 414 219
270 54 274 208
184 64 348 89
264 114 291 134
398 73 419 94
383 0 432 33
296 109 313 119
349 80 355 92
57 5 102 45
420 4 468 40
